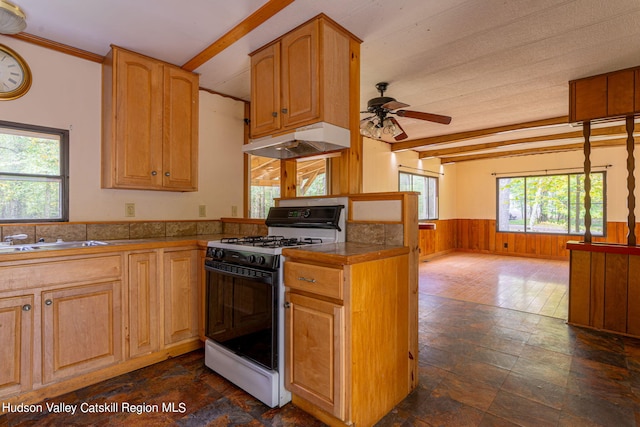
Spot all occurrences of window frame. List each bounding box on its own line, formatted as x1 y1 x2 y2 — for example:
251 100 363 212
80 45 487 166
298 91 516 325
0 120 70 223
495 171 606 236
398 171 439 220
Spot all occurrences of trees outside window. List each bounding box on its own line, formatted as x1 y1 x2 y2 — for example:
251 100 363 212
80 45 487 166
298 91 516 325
399 172 438 220
0 121 69 223
497 172 605 235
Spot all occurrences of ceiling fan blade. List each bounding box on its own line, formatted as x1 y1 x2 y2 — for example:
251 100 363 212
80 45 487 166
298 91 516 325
389 118 408 141
395 110 452 125
381 100 410 110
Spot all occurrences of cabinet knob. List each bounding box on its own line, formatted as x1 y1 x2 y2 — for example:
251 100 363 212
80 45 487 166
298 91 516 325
151 171 158 176
165 172 170 177
297 276 316 283
284 301 291 309
281 108 288 114
45 299 53 306
271 111 278 118
22 304 31 311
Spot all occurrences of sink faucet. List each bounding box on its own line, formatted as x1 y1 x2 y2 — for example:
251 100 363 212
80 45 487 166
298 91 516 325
3 234 28 245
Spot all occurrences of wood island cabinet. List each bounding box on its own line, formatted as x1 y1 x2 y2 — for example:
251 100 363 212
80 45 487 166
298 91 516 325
283 250 410 427
249 15 351 139
102 46 199 191
0 294 33 398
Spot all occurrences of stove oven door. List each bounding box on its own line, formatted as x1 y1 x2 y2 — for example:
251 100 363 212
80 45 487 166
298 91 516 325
204 262 277 370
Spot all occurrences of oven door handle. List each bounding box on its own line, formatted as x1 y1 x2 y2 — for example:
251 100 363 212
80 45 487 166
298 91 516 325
204 262 277 286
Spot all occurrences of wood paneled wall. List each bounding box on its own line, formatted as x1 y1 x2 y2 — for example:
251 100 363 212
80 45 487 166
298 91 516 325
419 219 640 260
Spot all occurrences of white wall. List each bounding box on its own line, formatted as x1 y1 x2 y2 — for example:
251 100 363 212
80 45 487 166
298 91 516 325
362 135 638 223
0 36 245 221
362 137 457 219
454 146 639 222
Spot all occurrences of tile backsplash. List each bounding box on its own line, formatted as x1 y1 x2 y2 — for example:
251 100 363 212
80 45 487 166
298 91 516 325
0 220 225 244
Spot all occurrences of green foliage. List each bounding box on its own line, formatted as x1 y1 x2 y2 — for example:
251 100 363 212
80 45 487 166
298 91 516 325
0 131 62 221
497 172 605 235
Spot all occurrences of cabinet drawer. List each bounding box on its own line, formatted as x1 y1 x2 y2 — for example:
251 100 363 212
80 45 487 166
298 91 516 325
284 261 343 300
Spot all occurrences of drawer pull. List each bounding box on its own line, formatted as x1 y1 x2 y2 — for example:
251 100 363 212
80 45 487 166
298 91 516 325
22 304 31 311
298 276 316 283
45 299 53 306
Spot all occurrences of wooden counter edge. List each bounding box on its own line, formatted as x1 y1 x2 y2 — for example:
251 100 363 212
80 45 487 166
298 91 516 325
567 240 640 256
282 244 409 265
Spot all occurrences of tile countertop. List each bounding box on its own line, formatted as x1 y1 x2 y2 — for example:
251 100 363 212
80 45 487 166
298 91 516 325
0 234 236 262
282 242 409 266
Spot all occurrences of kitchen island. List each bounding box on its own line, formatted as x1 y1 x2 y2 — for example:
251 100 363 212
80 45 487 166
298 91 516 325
282 242 412 427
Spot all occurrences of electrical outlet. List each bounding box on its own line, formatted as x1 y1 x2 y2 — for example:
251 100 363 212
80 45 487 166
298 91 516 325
231 206 238 217
199 205 206 217
125 203 135 217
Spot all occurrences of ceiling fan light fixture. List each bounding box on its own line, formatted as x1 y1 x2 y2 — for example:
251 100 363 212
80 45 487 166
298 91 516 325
0 0 26 34
359 119 377 138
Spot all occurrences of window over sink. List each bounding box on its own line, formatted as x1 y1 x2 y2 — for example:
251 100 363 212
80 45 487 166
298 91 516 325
0 120 69 223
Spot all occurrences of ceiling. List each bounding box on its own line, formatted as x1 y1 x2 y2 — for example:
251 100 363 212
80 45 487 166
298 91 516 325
9 0 640 162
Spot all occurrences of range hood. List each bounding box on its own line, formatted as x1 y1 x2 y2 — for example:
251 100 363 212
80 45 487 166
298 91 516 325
243 122 350 159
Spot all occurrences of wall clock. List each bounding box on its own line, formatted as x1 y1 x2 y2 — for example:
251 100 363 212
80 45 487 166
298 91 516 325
0 43 31 100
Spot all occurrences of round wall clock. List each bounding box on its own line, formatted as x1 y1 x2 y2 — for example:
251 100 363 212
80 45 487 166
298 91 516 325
0 43 32 100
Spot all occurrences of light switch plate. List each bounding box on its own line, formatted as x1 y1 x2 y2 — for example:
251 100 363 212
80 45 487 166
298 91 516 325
199 205 206 217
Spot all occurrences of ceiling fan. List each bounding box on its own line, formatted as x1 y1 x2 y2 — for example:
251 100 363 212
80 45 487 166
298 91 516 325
360 82 451 141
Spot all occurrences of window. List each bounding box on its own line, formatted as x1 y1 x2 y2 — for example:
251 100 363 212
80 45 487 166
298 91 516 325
296 158 327 197
249 156 329 218
249 155 280 219
497 172 605 235
399 172 438 220
0 121 69 223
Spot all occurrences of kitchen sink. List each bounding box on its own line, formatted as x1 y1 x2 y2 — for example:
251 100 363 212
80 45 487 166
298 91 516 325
0 240 112 254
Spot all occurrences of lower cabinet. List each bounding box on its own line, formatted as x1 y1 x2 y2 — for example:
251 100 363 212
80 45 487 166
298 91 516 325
284 253 410 427
128 251 160 358
0 294 33 397
0 245 202 402
163 249 199 346
285 292 345 419
42 281 122 384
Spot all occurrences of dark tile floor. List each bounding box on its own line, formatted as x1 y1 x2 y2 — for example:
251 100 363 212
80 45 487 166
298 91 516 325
2 253 640 426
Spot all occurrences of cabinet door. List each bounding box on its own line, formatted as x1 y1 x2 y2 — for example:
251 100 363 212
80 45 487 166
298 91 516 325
281 20 320 129
607 70 635 117
113 49 164 188
163 66 199 191
42 282 122 384
0 295 33 397
250 42 281 138
163 249 199 346
285 292 345 420
128 252 159 358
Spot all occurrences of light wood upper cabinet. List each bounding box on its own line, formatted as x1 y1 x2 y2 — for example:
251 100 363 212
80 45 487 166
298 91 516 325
0 294 33 398
249 15 352 139
102 46 199 191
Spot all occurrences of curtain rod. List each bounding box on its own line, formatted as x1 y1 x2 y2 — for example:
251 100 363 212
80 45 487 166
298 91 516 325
398 164 444 176
491 164 612 176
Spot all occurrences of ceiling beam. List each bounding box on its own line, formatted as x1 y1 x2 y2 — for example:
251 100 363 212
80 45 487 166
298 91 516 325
391 116 569 151
181 0 295 71
418 124 630 158
439 137 637 164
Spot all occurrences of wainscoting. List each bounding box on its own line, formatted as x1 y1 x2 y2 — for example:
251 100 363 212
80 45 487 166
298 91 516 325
420 219 640 260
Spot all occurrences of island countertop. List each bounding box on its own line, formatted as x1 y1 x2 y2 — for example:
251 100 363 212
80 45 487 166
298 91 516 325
282 242 409 265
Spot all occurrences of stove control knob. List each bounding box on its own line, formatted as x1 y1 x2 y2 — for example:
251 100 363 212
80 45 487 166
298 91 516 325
214 249 224 259
248 255 256 264
258 256 266 265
